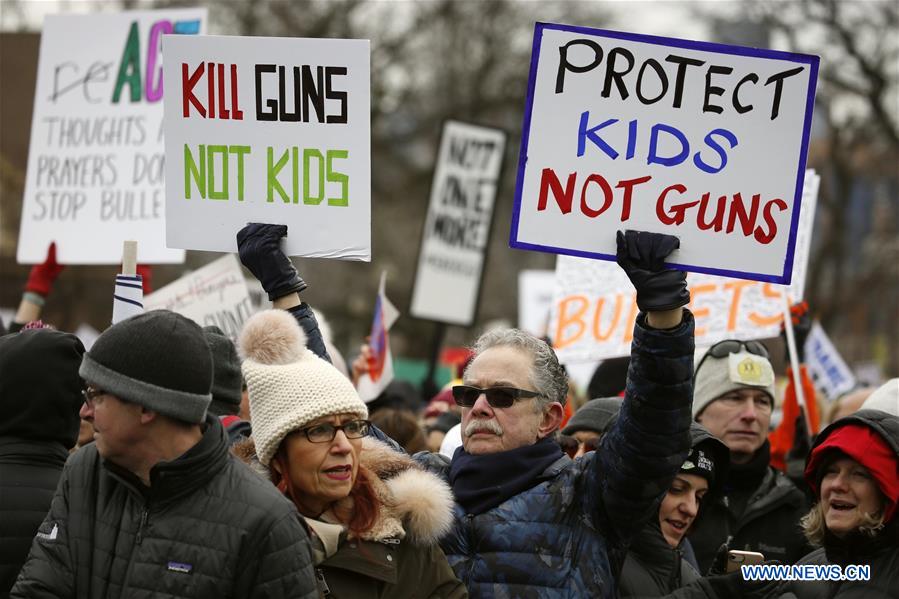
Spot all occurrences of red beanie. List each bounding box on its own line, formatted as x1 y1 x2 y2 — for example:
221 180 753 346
805 424 899 523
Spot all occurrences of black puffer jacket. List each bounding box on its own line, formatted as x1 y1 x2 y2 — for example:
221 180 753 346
11 416 317 599
0 440 68 596
688 443 811 573
0 328 84 595
772 410 899 599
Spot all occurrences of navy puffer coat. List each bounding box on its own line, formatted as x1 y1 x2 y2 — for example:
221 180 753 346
418 311 695 598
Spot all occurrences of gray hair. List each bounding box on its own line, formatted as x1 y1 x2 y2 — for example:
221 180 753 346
466 328 568 410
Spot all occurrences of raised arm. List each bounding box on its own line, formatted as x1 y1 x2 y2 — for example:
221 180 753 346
589 231 695 558
237 223 331 362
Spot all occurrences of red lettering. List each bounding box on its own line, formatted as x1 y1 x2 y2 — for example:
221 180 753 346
726 192 761 236
754 198 787 244
656 183 696 225
697 193 726 231
230 64 243 120
207 62 216 117
538 168 576 213
581 174 613 218
616 175 652 221
182 63 206 117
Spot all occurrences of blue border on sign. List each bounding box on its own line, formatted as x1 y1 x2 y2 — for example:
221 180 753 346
508 22 820 285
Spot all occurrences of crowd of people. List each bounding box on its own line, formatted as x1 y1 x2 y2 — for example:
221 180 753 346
1 225 897 598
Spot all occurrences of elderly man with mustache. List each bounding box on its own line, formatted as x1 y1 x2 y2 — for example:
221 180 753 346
415 231 696 599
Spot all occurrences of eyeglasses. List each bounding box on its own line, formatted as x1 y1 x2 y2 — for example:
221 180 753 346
81 388 107 408
558 435 601 458
694 340 769 380
451 385 543 408
294 419 371 443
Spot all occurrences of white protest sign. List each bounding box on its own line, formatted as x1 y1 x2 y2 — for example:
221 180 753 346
518 269 556 337
163 35 370 260
144 254 252 340
511 23 819 284
550 170 818 362
410 121 506 325
17 9 206 265
805 322 856 401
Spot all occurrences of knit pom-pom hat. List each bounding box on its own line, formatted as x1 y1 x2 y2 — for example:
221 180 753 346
240 310 368 466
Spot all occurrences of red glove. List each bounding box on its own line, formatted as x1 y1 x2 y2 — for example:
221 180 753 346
25 242 65 297
136 264 153 294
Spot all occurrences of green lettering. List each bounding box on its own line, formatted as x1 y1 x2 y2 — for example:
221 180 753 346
207 145 229 200
184 144 206 199
326 150 349 207
112 22 142 103
267 147 289 203
303 149 324 205
230 145 250 202
292 147 299 204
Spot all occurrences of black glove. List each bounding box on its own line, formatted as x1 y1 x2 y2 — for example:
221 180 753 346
237 223 307 301
616 230 689 312
781 300 812 362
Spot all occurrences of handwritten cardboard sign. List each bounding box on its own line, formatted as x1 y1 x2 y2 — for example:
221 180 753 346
162 34 371 260
410 121 506 325
511 22 818 284
550 170 819 362
143 254 252 341
17 9 206 264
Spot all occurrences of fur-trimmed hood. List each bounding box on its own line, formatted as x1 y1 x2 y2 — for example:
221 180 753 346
232 436 453 546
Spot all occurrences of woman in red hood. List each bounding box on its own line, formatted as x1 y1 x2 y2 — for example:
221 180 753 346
771 408 899 598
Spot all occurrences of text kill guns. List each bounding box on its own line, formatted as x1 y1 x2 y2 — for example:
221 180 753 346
537 39 806 246
181 61 350 207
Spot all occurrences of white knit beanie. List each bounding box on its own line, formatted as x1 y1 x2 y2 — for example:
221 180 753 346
693 350 776 419
861 378 899 416
240 310 368 466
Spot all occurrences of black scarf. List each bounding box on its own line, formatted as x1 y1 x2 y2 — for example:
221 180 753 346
727 439 771 492
449 436 564 516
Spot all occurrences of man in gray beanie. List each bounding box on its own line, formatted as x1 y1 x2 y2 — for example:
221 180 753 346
560 397 622 458
12 310 317 599
686 339 811 574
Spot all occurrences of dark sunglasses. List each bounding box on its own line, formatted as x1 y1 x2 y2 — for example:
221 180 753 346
451 385 543 408
694 339 769 380
558 435 600 458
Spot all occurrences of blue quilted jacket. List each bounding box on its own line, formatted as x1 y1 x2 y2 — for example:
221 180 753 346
417 311 695 598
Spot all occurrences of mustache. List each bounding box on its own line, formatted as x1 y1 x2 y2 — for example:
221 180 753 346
465 419 504 437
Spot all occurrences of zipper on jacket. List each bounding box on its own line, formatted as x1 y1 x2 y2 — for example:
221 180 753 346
135 508 149 545
121 503 150 592
315 568 331 596
465 514 476 583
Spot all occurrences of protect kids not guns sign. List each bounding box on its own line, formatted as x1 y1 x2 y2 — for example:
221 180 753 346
510 23 818 284
17 9 206 264
163 35 371 260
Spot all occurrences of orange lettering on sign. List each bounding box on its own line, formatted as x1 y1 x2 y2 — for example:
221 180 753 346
724 280 755 331
688 283 717 338
748 283 783 326
554 295 589 349
592 294 625 341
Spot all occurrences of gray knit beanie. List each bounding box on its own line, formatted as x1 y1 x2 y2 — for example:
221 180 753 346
562 397 622 436
79 310 213 424
693 349 775 419
203 326 243 417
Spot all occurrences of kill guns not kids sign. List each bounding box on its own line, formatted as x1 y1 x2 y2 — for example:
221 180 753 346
510 23 818 283
162 35 371 260
17 9 206 264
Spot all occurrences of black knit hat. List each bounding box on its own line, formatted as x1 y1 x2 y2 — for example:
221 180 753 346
79 310 213 424
0 328 85 448
203 325 242 417
562 397 622 436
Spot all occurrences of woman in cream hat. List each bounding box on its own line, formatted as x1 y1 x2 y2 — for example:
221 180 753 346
237 309 466 599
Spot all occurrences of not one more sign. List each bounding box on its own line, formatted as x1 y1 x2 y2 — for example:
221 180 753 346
510 23 819 284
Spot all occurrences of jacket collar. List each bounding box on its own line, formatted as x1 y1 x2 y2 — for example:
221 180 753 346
103 415 229 504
